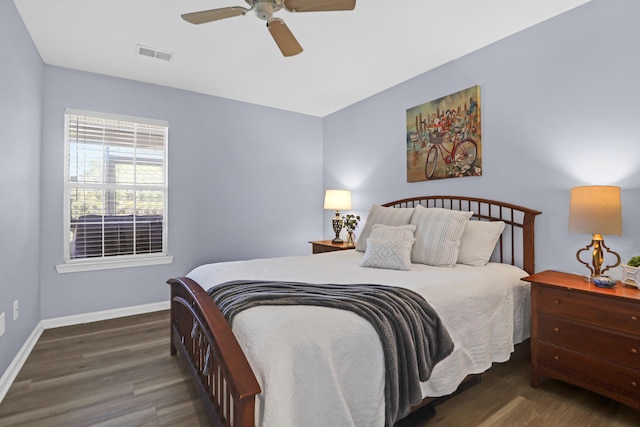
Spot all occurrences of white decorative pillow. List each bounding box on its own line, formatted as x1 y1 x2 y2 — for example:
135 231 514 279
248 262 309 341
458 220 505 266
360 238 415 271
355 204 415 252
410 205 473 267
369 224 417 241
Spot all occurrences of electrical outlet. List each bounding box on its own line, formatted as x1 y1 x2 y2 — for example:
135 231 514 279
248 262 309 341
13 300 18 321
0 313 5 337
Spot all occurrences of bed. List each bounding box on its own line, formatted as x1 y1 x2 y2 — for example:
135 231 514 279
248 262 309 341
168 195 541 427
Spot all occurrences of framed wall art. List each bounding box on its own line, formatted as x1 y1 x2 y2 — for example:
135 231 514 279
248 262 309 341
406 85 482 182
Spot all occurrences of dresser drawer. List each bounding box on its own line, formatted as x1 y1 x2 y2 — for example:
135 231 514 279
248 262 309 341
537 314 640 367
537 342 640 409
312 244 340 254
535 286 640 336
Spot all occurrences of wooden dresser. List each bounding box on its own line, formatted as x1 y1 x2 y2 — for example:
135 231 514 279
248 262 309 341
524 270 640 410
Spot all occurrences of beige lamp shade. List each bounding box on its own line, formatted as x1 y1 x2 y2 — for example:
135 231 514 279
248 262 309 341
569 186 622 236
323 190 352 211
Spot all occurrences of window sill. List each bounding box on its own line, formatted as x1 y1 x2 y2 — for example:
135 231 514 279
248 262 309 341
56 255 174 274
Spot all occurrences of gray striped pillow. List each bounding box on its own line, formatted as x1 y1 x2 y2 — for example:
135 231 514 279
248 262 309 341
355 204 415 252
410 205 472 266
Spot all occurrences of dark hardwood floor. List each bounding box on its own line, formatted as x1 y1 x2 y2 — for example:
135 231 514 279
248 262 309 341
1 310 638 426
0 311 208 426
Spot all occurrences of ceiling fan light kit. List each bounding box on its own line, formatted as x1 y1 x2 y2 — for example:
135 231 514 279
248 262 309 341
181 0 356 57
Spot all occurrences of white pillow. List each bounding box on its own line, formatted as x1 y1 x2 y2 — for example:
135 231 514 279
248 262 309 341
360 238 415 271
369 223 417 241
457 220 505 266
355 204 415 252
410 205 473 267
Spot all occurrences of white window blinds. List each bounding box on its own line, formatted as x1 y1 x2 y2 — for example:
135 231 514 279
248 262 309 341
63 109 168 263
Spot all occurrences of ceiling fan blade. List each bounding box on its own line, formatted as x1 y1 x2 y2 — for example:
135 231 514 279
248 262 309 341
181 7 248 24
267 19 303 57
284 0 355 12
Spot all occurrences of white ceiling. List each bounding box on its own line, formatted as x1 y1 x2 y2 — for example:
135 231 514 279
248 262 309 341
14 0 590 117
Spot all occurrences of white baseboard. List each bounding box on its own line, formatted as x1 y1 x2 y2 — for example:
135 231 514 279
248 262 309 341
0 300 170 403
0 321 44 404
41 300 169 329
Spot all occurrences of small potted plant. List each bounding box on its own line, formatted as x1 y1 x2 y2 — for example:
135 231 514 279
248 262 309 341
622 256 640 289
342 214 361 245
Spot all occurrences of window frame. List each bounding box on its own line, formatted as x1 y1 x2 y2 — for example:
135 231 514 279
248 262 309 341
56 108 172 273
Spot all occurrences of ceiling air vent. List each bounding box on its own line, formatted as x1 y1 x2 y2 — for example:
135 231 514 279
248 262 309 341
137 45 173 61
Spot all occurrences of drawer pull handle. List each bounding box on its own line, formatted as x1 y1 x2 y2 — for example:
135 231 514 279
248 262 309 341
632 381 638 388
554 356 559 361
554 299 560 304
633 316 638 321
554 327 560 333
632 348 638 355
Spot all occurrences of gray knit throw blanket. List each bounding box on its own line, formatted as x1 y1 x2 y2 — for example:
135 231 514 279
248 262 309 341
208 280 454 426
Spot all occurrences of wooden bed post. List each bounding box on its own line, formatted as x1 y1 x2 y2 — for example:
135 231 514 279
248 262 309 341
522 210 538 275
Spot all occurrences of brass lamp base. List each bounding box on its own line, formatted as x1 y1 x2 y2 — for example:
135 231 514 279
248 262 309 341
331 212 343 243
576 233 621 278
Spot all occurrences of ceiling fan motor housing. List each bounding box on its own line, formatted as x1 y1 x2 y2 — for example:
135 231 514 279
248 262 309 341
253 0 281 20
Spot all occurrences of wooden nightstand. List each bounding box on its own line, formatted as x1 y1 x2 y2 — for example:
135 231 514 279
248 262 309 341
523 270 640 410
309 240 355 254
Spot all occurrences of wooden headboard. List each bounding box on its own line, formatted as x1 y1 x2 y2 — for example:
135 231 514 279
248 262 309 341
383 196 542 274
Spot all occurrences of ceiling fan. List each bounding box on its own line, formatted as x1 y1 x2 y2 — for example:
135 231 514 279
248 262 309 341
181 0 356 57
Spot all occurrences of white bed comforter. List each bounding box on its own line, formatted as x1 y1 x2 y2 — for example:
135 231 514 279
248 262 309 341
188 250 531 427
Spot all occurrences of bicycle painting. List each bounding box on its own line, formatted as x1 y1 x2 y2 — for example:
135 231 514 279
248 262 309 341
406 85 482 182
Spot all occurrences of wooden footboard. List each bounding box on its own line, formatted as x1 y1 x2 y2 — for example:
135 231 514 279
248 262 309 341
168 277 260 427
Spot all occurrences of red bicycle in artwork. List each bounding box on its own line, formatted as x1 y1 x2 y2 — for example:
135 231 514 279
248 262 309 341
424 133 478 179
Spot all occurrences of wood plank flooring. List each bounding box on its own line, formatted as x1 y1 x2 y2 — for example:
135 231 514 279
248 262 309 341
1 310 639 426
413 359 640 427
0 311 208 426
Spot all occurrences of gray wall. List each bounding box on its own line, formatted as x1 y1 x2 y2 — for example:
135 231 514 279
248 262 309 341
323 0 640 277
0 0 43 377
39 67 324 319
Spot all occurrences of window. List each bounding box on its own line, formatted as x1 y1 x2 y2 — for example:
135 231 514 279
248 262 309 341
57 109 171 273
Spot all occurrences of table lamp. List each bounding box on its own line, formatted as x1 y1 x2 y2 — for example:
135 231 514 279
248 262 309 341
323 190 351 243
569 185 622 278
